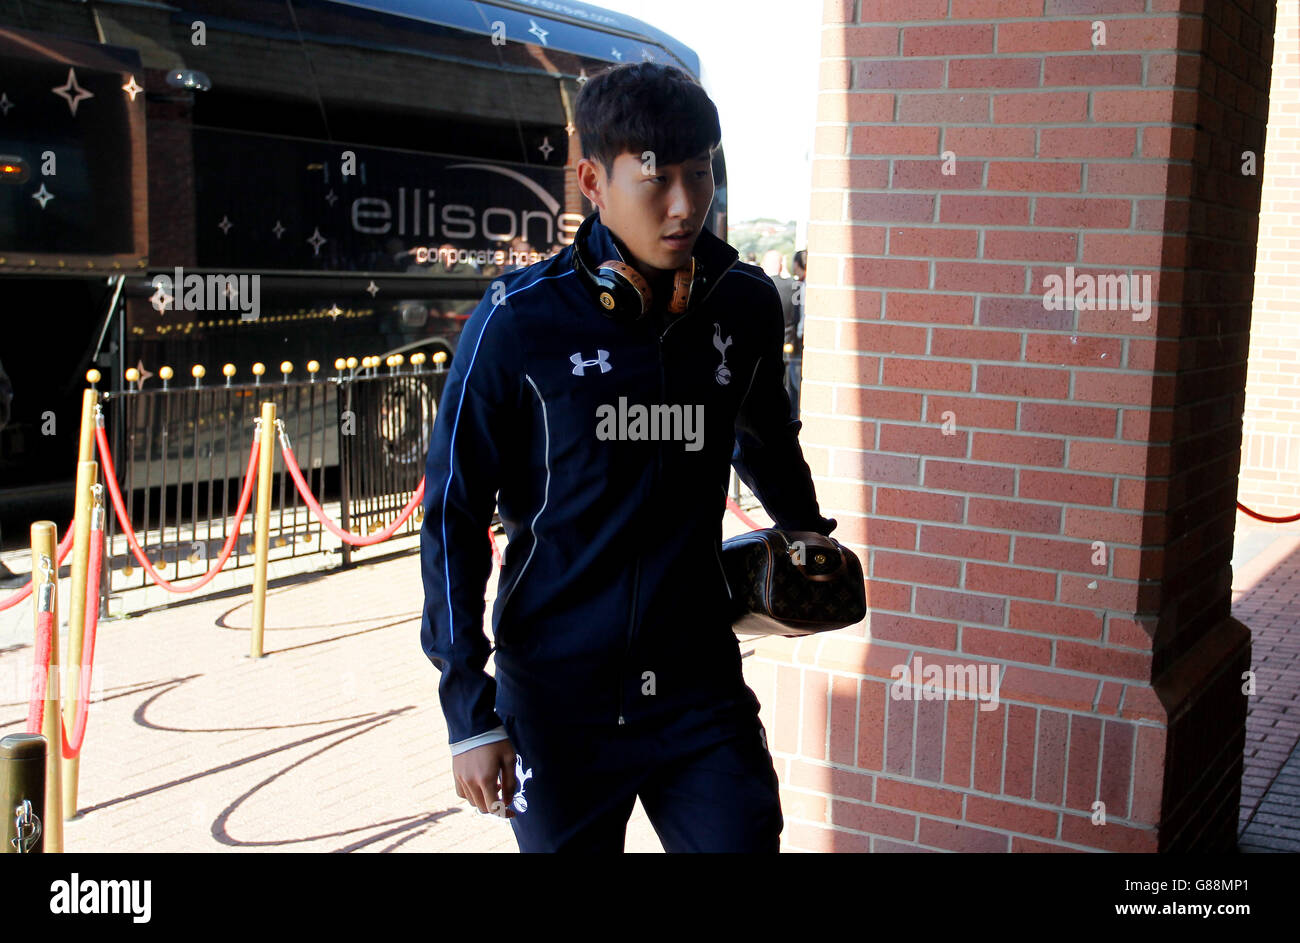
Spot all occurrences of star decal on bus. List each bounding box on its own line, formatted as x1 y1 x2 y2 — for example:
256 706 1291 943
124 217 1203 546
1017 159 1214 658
1 93 15 116
366 281 379 297
538 137 554 159
150 285 173 313
528 20 548 45
122 76 143 101
272 221 285 239
218 215 233 234
53 68 94 115
307 227 327 255
31 183 53 208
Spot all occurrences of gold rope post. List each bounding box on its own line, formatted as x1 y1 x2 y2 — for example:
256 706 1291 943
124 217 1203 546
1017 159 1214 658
61 458 97 822
30 522 62 853
250 401 277 658
61 383 100 821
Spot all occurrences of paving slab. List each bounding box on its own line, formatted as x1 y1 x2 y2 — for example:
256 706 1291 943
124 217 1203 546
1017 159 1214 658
3 509 1297 852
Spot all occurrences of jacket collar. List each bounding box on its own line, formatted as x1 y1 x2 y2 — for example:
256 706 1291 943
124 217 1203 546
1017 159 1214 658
581 209 739 291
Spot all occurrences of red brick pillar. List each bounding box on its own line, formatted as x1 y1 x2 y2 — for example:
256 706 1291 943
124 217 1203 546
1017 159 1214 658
745 0 1276 852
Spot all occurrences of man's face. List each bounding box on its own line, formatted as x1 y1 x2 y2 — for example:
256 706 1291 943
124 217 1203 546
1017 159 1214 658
579 148 714 277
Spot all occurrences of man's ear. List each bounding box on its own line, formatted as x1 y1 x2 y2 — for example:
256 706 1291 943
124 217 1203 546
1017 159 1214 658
576 157 605 211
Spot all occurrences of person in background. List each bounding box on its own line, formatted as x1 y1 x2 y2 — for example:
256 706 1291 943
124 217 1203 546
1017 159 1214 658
761 249 798 413
503 236 536 273
0 355 22 588
430 244 481 319
788 249 806 418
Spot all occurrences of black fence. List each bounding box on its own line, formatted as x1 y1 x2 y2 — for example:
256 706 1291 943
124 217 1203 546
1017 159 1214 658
98 362 448 596
336 371 440 566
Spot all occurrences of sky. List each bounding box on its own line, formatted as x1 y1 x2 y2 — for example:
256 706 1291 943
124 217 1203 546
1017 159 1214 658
588 0 822 226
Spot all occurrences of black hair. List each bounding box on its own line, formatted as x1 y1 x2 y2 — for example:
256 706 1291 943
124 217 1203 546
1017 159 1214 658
574 63 722 177
793 250 807 270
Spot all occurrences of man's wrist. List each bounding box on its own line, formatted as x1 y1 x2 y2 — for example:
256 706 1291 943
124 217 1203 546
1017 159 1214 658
449 725 509 756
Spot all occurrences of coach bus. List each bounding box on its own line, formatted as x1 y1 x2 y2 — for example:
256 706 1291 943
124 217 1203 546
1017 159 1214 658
0 0 728 517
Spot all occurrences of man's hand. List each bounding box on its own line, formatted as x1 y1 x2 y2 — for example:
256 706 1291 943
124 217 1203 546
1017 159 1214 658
453 738 518 818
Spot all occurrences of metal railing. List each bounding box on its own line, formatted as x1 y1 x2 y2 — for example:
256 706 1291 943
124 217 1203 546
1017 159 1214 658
337 368 441 566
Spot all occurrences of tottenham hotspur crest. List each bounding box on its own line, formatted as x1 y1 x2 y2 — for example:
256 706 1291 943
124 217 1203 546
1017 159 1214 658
513 753 534 813
712 322 732 385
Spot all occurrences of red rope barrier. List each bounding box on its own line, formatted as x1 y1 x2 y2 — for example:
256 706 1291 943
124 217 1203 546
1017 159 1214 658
62 516 103 759
722 497 1300 530
278 434 424 546
95 423 261 593
26 609 54 735
1237 501 1300 524
725 495 763 530
0 524 75 612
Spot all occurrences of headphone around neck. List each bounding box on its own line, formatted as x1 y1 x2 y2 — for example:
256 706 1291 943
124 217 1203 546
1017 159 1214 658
571 212 698 322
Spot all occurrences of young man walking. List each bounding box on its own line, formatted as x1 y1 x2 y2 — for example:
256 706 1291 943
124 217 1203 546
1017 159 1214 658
419 62 835 852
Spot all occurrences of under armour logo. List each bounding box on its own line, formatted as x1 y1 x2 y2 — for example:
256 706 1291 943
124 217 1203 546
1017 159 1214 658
571 350 612 375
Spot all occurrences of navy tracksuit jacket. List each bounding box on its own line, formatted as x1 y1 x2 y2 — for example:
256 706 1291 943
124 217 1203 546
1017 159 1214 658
419 212 834 845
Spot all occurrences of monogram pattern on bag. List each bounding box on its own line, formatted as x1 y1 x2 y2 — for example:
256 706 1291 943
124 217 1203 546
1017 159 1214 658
721 531 866 634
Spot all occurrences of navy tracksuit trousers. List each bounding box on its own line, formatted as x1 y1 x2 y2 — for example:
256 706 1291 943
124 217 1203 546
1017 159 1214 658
501 690 782 853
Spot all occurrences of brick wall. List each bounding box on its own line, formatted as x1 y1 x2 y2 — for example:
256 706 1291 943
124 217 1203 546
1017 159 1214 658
1240 0 1300 518
748 0 1276 852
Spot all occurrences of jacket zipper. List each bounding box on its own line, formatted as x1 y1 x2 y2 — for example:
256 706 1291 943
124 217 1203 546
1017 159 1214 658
660 259 738 342
618 556 640 726
618 319 670 726
716 485 734 601
616 258 738 726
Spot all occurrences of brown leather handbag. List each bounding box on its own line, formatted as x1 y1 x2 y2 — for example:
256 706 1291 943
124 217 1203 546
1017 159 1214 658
721 528 866 637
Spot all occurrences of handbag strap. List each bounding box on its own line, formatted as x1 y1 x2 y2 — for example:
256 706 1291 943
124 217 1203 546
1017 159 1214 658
776 529 846 581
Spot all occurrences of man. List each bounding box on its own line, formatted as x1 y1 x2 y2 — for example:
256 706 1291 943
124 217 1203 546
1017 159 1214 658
761 249 798 414
0 355 21 589
788 249 807 418
761 249 795 333
419 62 835 852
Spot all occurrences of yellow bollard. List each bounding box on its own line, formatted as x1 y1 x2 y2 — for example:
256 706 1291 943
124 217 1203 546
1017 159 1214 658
76 388 97 465
249 401 277 658
1 734 46 853
58 388 99 822
30 522 62 853
62 459 97 821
